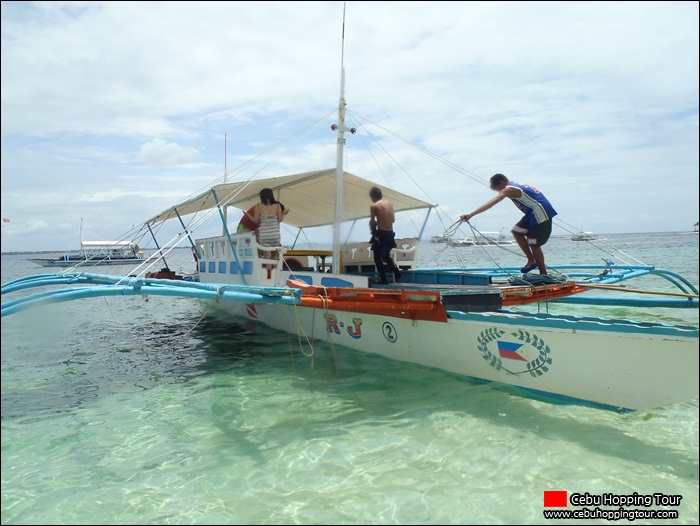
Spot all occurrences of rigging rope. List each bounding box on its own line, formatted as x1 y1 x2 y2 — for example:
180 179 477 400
506 272 569 287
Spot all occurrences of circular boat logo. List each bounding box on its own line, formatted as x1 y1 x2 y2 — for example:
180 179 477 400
382 322 398 343
477 328 552 377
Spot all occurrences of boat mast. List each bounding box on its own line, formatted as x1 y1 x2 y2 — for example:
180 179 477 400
331 3 355 273
222 133 228 236
79 217 84 254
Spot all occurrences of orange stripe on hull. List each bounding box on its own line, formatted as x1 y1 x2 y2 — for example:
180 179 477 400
287 279 586 319
293 283 448 322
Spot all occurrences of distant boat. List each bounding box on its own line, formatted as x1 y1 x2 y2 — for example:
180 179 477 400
29 240 144 268
29 219 145 268
430 235 452 243
449 228 515 247
571 231 597 241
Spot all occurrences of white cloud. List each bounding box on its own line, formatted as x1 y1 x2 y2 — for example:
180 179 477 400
139 138 199 167
1 1 698 252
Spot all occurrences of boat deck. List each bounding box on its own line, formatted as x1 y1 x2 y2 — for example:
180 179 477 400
370 271 587 310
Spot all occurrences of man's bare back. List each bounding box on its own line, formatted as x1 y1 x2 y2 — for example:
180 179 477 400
370 197 395 232
368 186 401 283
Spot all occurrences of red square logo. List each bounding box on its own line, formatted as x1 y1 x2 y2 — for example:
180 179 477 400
544 490 568 507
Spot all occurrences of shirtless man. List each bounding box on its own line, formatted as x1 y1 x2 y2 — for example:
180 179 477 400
369 186 401 284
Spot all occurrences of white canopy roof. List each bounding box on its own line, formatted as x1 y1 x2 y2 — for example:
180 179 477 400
146 169 434 229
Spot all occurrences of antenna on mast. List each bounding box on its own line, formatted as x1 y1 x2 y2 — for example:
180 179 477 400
331 2 356 273
340 2 346 70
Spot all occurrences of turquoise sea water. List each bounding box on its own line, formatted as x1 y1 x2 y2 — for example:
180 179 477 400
2 232 698 525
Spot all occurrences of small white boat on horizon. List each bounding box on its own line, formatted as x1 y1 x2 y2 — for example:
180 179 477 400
571 231 597 241
449 228 516 247
430 234 452 243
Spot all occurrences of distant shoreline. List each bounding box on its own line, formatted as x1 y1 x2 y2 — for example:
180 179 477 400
2 231 697 256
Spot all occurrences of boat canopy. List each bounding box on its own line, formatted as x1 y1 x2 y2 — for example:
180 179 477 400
146 169 434 229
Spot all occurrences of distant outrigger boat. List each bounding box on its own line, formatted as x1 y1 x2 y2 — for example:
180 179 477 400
570 231 597 241
28 219 145 268
449 228 516 247
28 240 144 268
430 234 452 243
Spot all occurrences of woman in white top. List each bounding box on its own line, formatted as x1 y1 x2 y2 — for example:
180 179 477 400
252 188 288 260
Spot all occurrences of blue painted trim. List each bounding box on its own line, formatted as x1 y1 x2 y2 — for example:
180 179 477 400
441 372 634 413
446 309 698 338
321 277 354 287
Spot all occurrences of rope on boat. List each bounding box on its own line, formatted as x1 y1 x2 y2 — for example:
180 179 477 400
441 219 464 239
289 286 317 358
507 273 569 286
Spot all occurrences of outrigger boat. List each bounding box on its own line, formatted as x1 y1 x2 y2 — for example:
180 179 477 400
448 228 516 247
2 20 698 413
28 219 145 268
28 240 145 268
570 231 598 242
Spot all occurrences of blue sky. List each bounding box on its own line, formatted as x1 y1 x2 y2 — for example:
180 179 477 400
2 1 698 252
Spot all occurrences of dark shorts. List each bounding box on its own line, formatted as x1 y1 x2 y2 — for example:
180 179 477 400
370 229 397 256
515 219 552 248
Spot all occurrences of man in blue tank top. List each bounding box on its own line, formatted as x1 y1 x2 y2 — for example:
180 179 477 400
460 173 557 275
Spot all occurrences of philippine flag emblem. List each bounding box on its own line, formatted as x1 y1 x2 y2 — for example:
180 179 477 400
478 328 551 377
497 341 527 361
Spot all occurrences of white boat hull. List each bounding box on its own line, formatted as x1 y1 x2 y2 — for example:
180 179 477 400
182 231 699 412
28 256 144 267
216 299 698 412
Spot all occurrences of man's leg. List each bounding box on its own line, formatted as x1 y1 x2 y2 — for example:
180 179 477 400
512 231 535 266
373 246 388 282
383 251 401 280
531 245 546 275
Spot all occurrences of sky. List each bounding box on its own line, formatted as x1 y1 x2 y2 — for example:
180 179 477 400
1 1 698 253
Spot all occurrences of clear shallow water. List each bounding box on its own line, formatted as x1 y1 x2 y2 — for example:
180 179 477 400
2 232 698 525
